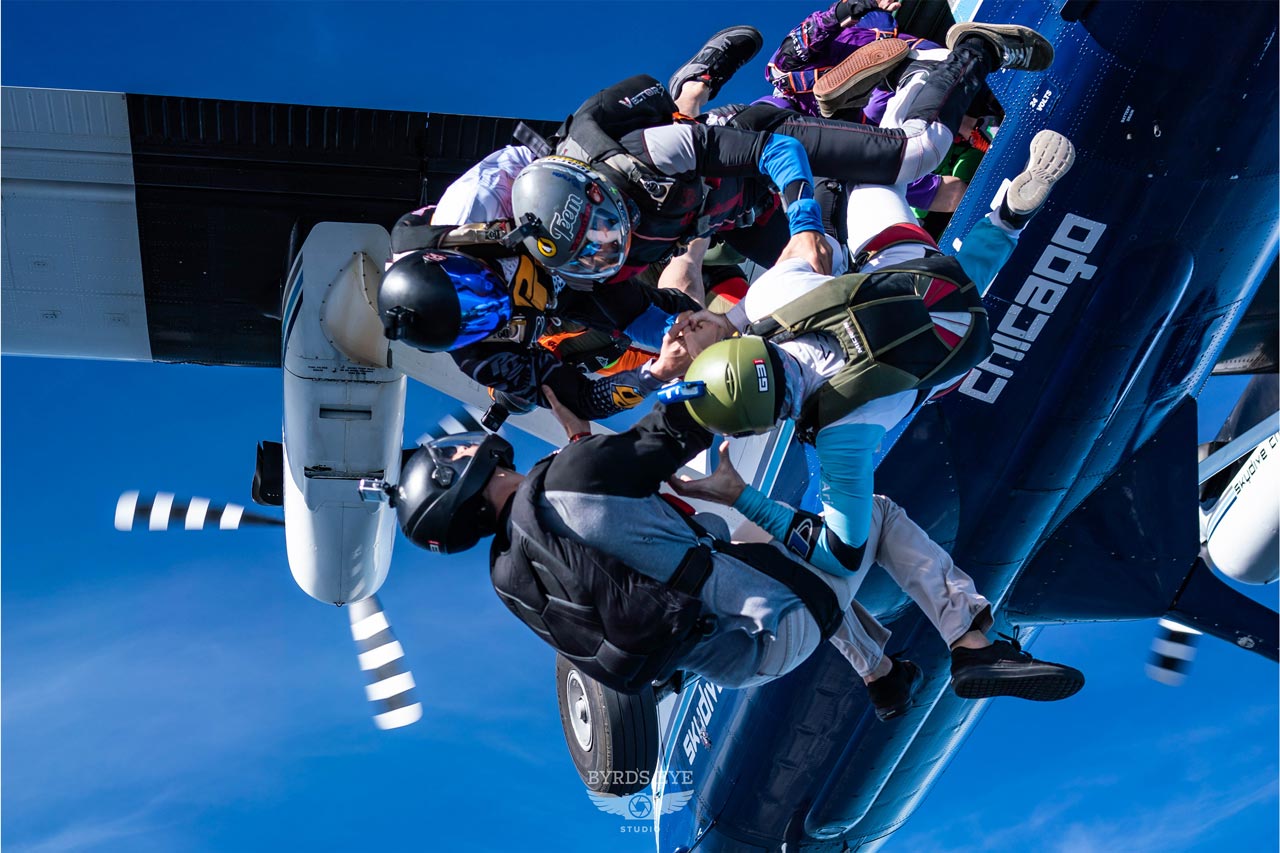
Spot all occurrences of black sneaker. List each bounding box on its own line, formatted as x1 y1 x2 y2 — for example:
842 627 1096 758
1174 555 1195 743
951 632 1084 701
946 23 1054 72
866 657 923 721
667 26 763 102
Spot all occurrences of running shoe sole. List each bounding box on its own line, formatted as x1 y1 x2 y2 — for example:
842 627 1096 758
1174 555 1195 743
814 38 911 117
952 663 1085 701
946 23 1054 72
1005 129 1076 216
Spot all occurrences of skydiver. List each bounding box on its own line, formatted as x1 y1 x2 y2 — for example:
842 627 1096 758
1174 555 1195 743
388 330 967 719
662 130 1085 712
444 21 1054 294
752 3 998 223
377 217 702 422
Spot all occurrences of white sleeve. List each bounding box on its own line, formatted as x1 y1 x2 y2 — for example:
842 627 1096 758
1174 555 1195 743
431 145 534 225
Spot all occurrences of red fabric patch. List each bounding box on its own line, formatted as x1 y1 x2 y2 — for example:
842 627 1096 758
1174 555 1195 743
707 276 748 305
933 323 962 348
923 277 958 307
862 222 938 256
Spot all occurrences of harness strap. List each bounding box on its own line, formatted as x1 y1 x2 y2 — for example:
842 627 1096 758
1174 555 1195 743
513 121 553 158
667 499 842 642
720 540 842 640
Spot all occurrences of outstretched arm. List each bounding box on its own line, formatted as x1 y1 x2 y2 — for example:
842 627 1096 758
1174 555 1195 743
453 344 666 422
671 427 883 577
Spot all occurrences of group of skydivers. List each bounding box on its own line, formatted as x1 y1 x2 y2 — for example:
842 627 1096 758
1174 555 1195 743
378 0 1086 721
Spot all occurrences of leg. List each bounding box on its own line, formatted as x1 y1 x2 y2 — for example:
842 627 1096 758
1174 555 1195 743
868 496 1086 702
955 130 1077 291
667 26 763 111
828 598 893 681
844 182 920 257
868 496 994 647
675 81 711 119
779 24 1051 186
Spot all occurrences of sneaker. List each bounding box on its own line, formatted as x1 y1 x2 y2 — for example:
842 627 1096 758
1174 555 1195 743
866 657 923 721
814 38 911 118
1001 130 1076 226
668 26 764 102
946 22 1054 72
951 632 1084 701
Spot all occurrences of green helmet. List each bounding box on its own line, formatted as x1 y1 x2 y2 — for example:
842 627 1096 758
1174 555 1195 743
683 336 782 436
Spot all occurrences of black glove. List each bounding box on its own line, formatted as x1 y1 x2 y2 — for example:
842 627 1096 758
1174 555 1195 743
832 0 880 27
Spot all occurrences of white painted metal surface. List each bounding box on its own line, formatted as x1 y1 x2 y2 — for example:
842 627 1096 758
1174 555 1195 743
282 223 403 605
2 87 151 360
1202 431 1279 585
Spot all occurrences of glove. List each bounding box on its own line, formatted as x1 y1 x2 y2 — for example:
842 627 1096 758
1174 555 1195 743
832 0 880 27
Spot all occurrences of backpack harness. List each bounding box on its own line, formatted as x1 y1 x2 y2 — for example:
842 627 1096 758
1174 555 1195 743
490 454 842 693
749 223 993 444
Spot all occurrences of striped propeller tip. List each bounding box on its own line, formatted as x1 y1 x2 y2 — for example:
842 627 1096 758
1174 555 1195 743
1147 619 1201 687
348 596 423 729
113 491 282 531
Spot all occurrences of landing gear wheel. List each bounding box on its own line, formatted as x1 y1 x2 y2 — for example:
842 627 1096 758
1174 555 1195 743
252 441 284 507
555 655 658 796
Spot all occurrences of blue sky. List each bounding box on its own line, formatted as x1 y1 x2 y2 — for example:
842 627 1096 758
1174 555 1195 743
2 3 1276 852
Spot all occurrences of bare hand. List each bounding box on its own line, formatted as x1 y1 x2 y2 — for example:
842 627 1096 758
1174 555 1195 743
649 327 694 382
667 441 746 506
778 230 833 276
542 385 590 440
668 310 734 359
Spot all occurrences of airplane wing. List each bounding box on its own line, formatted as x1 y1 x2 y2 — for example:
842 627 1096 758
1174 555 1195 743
1 86 559 367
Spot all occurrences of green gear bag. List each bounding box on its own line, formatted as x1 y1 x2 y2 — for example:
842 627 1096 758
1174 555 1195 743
749 254 992 443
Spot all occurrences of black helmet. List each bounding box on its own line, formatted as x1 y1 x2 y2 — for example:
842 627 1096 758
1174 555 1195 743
394 433 515 554
379 250 512 352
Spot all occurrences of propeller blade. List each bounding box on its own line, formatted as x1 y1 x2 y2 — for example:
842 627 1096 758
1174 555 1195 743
1146 618 1201 686
349 595 423 730
416 404 488 445
114 491 283 531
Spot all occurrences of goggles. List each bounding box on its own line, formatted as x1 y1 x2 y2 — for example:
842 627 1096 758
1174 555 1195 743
423 432 488 488
556 200 632 281
438 255 512 348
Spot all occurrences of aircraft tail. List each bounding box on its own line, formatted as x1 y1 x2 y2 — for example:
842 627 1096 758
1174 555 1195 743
1166 557 1277 662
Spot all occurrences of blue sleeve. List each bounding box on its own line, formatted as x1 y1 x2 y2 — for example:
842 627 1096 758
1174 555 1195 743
733 485 796 541
730 421 885 578
622 304 671 351
757 135 823 235
733 484 858 578
954 214 1018 292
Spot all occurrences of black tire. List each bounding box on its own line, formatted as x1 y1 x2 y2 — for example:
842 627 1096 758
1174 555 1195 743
555 655 658 796
252 441 284 507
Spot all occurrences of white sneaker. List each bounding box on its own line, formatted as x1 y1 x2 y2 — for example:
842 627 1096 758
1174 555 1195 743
1006 129 1076 217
